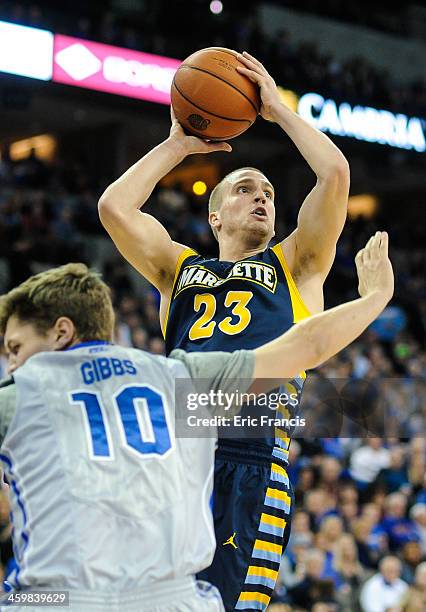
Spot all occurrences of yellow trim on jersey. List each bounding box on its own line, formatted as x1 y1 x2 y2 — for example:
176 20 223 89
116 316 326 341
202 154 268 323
247 566 279 580
161 247 197 338
254 539 283 554
238 591 270 604
271 242 311 322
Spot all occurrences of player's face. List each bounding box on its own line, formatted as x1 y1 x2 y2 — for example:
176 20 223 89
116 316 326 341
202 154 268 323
4 315 57 374
219 170 276 243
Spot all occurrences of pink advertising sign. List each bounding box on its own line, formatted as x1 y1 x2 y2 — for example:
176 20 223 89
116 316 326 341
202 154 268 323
53 35 181 104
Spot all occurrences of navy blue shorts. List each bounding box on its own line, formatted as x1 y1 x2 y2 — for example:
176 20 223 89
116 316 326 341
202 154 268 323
198 445 293 612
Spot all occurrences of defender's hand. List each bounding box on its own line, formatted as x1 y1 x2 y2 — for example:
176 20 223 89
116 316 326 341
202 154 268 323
355 232 394 302
168 106 232 156
236 51 281 121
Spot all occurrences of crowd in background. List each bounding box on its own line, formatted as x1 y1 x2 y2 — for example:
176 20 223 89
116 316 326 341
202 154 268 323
0 0 424 609
269 0 418 37
0 1 425 116
0 146 424 608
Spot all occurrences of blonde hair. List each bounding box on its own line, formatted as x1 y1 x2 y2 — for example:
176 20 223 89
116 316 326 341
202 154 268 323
0 263 115 341
208 167 264 240
332 533 362 574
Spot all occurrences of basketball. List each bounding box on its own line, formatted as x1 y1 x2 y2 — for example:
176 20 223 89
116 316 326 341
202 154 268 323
171 47 261 141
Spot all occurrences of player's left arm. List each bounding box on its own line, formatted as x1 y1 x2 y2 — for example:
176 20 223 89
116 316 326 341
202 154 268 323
237 52 350 280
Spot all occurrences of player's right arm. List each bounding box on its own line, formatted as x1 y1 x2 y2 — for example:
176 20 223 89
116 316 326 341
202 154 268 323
98 110 232 292
253 232 393 380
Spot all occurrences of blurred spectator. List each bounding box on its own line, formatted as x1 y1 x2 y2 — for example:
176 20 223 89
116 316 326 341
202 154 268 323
131 328 149 351
359 556 408 612
377 446 410 494
289 511 314 548
275 511 315 592
399 540 424 584
274 537 311 595
338 484 360 527
13 148 48 189
294 464 317 504
351 516 385 570
318 456 342 498
331 533 367 611
148 337 165 355
349 438 391 488
317 516 345 576
286 549 336 610
409 504 426 555
311 604 339 612
397 561 426 611
408 439 426 494
305 489 332 530
0 146 15 185
377 493 419 552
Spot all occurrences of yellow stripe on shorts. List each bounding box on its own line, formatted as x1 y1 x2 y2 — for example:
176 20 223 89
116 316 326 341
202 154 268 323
238 591 270 604
260 513 286 529
266 488 291 503
253 539 283 554
247 566 278 580
271 463 288 478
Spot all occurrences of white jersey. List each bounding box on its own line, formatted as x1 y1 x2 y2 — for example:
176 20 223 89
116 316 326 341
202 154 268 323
0 342 254 596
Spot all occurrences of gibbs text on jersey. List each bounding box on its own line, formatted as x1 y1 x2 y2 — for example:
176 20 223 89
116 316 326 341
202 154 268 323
163 244 310 612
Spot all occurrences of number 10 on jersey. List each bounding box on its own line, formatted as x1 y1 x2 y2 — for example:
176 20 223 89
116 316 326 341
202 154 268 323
70 384 173 460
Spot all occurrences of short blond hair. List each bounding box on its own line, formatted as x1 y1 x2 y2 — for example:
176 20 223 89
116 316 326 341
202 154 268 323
208 167 264 240
0 263 115 341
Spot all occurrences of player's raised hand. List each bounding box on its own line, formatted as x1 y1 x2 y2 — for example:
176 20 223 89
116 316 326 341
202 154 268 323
236 51 281 121
168 106 232 155
355 232 394 302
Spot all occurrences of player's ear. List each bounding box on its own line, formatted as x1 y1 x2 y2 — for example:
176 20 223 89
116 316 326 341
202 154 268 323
53 317 77 350
209 210 221 231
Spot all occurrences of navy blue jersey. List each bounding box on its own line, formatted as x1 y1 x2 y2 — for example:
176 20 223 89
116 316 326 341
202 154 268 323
163 244 310 460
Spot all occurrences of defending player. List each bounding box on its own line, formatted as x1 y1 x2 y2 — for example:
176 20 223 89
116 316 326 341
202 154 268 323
0 233 392 611
99 51 350 610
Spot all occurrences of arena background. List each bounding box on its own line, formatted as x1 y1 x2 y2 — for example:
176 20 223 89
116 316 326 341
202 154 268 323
0 1 424 610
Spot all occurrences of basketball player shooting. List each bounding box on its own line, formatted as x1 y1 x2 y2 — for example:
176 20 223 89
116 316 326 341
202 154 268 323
0 234 392 611
99 51 350 610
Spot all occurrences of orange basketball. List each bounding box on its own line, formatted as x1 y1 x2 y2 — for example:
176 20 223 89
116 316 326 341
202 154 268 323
171 47 261 141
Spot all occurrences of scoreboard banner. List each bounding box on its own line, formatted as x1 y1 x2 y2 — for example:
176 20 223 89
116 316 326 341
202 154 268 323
53 35 181 105
0 20 53 81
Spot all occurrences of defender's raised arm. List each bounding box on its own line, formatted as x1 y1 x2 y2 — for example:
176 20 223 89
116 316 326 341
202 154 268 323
253 232 393 380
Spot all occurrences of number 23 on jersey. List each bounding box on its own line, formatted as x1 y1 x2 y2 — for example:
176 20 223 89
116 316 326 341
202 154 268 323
189 291 253 341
